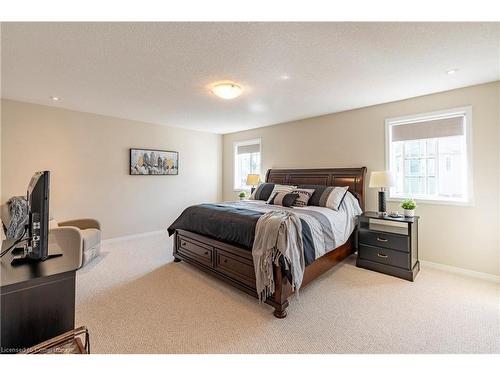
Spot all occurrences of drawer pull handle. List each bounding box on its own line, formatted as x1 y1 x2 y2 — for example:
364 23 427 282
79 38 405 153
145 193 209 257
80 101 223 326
376 237 388 242
181 242 187 246
377 253 388 259
223 259 228 263
204 251 209 255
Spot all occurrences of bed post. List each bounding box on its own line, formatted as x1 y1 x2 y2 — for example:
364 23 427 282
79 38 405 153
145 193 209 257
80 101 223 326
268 264 290 318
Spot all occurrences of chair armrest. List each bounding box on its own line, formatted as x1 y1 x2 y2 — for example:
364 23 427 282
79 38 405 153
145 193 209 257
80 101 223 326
1 204 10 227
50 227 83 268
58 218 101 230
1 219 5 241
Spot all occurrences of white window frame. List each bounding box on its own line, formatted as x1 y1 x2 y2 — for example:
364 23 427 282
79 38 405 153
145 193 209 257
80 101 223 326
233 138 262 191
385 106 473 206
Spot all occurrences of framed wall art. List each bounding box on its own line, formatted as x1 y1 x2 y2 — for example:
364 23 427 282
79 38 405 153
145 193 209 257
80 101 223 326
130 148 179 175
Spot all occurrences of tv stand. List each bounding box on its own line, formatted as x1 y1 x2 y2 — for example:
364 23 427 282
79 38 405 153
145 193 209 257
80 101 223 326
11 251 63 266
1 240 79 353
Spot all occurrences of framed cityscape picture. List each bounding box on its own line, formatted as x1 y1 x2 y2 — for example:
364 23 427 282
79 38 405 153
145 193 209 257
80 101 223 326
130 148 179 175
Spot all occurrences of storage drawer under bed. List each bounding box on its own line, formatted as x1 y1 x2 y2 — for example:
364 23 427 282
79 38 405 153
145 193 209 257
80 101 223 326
176 236 213 267
215 248 256 288
175 232 256 289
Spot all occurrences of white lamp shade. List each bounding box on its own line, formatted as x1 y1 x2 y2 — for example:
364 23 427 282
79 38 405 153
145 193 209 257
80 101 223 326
246 174 261 186
369 171 395 188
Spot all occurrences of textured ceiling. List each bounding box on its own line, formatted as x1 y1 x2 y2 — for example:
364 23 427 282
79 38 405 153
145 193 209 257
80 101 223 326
2 22 499 134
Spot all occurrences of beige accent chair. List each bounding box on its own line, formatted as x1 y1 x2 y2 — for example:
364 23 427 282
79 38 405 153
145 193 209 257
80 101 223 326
0 219 6 241
1 202 101 269
1 204 10 238
50 219 101 268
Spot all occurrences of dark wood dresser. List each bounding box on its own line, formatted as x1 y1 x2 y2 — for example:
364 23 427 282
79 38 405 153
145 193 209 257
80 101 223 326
1 241 80 353
356 211 419 281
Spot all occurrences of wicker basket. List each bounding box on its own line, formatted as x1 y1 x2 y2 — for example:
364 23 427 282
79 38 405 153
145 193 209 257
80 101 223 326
22 326 90 354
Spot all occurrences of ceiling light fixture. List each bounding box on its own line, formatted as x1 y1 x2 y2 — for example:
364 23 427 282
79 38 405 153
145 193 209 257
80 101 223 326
50 96 61 101
279 74 290 80
210 82 242 100
446 69 458 75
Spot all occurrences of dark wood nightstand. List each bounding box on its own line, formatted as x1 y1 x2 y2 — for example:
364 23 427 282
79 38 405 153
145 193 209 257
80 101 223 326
356 211 419 281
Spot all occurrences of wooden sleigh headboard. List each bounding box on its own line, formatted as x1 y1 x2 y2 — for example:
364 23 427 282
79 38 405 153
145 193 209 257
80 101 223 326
265 167 367 210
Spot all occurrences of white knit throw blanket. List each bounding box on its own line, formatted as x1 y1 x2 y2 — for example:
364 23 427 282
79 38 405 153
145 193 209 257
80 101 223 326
252 210 305 302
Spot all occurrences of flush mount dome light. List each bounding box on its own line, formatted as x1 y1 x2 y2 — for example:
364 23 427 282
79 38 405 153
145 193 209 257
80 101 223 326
210 82 242 100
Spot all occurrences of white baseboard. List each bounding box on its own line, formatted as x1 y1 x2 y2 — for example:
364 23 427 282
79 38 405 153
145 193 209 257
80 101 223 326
420 260 500 283
101 231 500 283
102 230 165 244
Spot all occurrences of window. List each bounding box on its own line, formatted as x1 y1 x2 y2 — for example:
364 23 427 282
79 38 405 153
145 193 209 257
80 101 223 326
386 107 472 204
233 139 261 190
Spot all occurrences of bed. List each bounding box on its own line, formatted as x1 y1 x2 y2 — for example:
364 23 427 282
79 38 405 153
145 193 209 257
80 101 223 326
168 167 367 318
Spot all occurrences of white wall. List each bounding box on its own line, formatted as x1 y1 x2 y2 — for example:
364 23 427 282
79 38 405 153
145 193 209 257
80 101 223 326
3 83 498 276
223 82 500 276
0 98 2 238
1 99 222 239
0 27 3 234
496 84 500 280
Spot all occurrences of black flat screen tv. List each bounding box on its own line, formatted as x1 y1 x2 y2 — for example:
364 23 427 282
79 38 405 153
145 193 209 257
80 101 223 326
9 171 57 265
26 171 50 260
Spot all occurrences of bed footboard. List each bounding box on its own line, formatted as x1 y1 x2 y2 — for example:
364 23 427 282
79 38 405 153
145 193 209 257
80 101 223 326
172 229 354 318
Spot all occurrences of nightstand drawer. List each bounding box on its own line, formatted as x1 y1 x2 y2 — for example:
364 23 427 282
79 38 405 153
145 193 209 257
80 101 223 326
358 229 409 252
358 245 410 269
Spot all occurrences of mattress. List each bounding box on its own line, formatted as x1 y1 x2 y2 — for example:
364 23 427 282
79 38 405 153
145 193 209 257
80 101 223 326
167 192 362 266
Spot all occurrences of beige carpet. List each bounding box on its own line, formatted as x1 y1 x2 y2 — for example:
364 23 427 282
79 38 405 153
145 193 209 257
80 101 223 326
75 233 500 354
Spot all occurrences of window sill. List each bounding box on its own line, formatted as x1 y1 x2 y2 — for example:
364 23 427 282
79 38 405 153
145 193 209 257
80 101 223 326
233 188 251 193
387 197 474 207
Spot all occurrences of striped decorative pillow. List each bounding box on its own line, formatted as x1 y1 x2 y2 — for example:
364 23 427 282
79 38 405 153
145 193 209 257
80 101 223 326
267 192 299 207
291 188 315 207
266 184 297 203
249 183 275 201
320 186 349 211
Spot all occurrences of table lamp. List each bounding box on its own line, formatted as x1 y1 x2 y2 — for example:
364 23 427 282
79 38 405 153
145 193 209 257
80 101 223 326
246 174 261 193
369 171 395 215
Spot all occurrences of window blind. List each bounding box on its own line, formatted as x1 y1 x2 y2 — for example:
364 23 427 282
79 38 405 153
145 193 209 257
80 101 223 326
236 143 260 154
391 115 464 142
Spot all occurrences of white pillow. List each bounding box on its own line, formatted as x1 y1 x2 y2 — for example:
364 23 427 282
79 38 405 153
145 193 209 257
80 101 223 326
266 184 297 203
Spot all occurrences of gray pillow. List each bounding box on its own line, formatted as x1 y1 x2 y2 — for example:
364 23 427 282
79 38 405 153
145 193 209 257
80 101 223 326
297 185 349 210
249 183 275 201
268 192 299 207
297 184 328 206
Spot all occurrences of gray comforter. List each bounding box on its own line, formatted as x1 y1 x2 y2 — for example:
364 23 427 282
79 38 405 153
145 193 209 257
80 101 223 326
167 197 362 293
167 201 317 265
